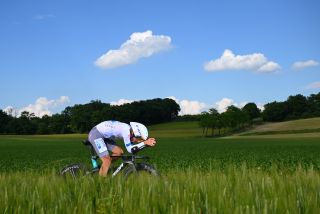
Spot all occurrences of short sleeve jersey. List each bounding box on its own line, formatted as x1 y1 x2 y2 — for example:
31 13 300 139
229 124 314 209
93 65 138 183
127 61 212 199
95 121 132 152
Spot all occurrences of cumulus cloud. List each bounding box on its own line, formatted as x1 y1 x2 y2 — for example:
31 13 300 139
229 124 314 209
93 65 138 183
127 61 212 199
204 49 280 73
3 96 70 118
95 30 172 69
167 97 208 115
306 81 320 89
110 99 134 106
215 98 235 113
292 60 319 70
3 106 19 117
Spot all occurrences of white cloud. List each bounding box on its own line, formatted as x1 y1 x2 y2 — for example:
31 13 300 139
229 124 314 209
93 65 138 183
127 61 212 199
3 106 19 117
306 81 320 89
110 99 134 106
179 100 207 115
292 60 319 70
215 98 235 113
3 96 70 118
95 30 172 69
166 96 208 115
204 49 280 73
257 103 265 111
257 61 281 73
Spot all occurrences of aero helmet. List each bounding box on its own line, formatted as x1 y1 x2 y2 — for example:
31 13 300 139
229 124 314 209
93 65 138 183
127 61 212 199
130 122 148 140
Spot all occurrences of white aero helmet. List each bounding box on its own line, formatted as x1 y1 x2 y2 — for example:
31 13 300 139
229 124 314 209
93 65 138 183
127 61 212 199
130 122 148 140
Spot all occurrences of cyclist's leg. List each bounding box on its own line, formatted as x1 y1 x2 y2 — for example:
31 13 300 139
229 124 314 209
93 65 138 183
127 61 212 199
99 156 111 176
111 146 123 156
105 139 123 160
88 127 111 176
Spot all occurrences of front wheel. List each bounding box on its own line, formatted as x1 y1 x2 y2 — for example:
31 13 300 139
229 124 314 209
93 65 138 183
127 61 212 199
124 163 159 178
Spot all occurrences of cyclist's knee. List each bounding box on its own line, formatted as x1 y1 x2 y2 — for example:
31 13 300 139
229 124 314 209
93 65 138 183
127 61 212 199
112 146 123 155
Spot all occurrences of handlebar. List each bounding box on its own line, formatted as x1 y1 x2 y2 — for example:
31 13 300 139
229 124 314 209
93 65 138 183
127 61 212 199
131 144 149 154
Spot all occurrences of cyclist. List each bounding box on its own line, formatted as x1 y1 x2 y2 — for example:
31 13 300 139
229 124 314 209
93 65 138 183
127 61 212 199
88 121 156 176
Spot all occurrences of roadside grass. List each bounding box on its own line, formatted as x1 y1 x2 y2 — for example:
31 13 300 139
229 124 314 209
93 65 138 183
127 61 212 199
1 166 320 213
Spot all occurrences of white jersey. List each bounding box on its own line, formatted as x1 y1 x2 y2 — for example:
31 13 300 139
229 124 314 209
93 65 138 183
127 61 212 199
95 121 144 153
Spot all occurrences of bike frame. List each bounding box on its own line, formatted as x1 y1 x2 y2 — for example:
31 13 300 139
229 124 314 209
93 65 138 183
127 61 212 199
111 155 149 177
83 140 150 177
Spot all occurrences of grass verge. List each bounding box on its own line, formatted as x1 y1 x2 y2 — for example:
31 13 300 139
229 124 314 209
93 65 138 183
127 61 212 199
1 166 320 213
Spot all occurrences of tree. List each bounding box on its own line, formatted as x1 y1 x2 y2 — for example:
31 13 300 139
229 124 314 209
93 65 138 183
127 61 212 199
263 101 288 122
286 94 308 119
199 112 210 136
242 103 261 120
307 92 320 117
36 115 51 134
14 111 37 134
208 108 219 136
0 110 12 133
225 106 241 129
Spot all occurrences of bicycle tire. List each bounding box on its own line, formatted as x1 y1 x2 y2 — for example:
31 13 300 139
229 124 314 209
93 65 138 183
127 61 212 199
123 163 159 178
60 163 88 178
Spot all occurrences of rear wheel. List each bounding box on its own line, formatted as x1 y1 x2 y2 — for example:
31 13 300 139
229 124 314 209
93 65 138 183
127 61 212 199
60 163 88 178
124 163 159 178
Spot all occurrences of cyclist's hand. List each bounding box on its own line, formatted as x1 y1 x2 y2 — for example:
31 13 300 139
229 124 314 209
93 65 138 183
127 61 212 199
144 138 156 147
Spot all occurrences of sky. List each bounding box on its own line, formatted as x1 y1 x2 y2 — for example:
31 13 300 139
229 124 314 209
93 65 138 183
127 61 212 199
1 0 319 117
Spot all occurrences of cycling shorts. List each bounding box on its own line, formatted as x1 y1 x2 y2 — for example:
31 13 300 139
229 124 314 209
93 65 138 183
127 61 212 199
88 127 116 158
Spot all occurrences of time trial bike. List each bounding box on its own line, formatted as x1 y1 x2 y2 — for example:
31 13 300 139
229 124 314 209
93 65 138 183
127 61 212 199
60 140 159 179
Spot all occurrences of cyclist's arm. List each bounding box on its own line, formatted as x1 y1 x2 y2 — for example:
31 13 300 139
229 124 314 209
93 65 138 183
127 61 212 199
123 133 146 153
126 142 146 154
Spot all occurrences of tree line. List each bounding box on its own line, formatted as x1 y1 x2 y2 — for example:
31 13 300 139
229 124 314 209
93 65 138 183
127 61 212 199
1 92 319 135
199 103 260 136
263 93 320 122
0 98 180 134
199 92 320 137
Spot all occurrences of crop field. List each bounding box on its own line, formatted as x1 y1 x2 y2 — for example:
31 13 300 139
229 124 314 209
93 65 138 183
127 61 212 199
1 120 320 213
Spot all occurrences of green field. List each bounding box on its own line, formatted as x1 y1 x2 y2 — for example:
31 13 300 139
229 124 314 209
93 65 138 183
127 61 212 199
239 117 320 136
1 119 320 213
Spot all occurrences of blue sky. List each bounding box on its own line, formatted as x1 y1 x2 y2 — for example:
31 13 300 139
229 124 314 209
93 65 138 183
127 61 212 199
1 0 319 116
